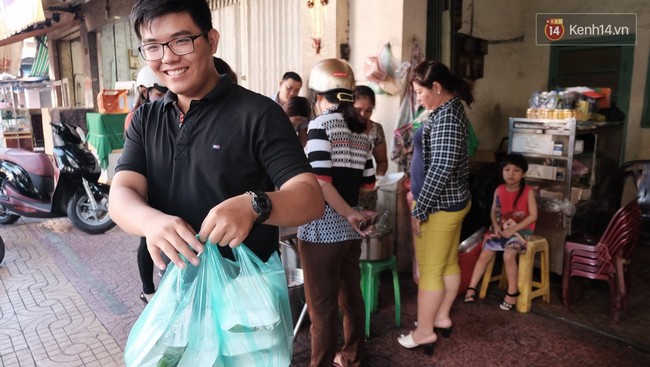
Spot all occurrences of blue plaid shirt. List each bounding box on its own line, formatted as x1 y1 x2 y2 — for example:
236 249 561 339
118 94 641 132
412 97 470 220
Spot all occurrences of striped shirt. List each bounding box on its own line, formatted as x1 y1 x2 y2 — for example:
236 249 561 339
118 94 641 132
412 97 470 220
299 107 375 243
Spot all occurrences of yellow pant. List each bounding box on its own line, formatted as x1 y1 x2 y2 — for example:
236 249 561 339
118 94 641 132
415 201 471 290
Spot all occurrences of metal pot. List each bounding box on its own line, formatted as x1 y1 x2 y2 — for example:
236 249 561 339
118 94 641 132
458 227 486 253
285 268 305 327
360 228 393 261
280 240 300 270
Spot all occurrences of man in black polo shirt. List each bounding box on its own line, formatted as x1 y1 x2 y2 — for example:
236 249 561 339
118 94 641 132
109 0 324 270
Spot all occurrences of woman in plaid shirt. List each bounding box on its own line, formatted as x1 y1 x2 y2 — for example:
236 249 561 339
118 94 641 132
397 61 473 355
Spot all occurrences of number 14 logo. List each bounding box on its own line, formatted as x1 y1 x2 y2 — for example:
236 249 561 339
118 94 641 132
545 18 565 41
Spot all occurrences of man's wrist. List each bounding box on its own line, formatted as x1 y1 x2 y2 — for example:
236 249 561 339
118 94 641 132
246 191 272 225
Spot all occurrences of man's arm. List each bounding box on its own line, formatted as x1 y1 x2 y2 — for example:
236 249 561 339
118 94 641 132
109 170 203 270
267 172 324 226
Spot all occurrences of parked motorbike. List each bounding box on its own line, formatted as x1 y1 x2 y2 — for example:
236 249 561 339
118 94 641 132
0 121 115 234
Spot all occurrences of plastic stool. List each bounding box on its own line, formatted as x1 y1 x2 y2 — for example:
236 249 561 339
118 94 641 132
479 254 507 300
359 256 400 338
478 236 551 313
516 236 551 313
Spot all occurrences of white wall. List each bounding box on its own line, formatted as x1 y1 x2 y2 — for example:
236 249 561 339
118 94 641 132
348 0 427 174
460 0 650 162
456 0 526 152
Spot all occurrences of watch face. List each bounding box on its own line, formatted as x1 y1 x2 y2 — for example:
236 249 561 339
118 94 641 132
256 198 270 211
250 191 272 224
253 194 270 211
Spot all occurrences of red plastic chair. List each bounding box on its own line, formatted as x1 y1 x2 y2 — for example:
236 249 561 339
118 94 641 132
621 160 650 219
564 224 637 318
561 200 641 321
614 205 644 315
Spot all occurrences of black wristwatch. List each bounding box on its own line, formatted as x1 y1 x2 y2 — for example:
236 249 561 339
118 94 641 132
246 191 272 225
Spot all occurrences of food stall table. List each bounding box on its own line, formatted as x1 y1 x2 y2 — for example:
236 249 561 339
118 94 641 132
86 112 126 170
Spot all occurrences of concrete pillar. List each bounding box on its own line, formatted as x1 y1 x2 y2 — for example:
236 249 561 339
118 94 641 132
80 23 100 109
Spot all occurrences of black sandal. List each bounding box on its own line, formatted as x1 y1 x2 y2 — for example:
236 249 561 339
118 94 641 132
500 290 520 311
139 292 149 305
464 287 477 303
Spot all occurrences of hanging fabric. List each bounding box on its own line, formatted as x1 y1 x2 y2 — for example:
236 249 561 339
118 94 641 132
390 39 425 172
0 41 23 77
29 35 49 78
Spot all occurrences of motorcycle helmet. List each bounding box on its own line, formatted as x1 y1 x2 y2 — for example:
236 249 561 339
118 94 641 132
136 66 163 89
308 59 355 94
134 66 167 103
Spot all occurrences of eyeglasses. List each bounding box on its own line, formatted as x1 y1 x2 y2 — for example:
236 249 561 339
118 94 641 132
138 31 209 61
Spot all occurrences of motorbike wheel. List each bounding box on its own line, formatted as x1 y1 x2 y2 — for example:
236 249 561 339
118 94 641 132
0 237 5 264
0 204 20 225
0 236 5 264
67 188 116 234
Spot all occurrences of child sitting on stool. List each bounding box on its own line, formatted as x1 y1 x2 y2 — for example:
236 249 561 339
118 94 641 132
464 153 538 310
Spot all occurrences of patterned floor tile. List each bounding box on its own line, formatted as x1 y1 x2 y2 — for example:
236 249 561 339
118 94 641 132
0 217 649 367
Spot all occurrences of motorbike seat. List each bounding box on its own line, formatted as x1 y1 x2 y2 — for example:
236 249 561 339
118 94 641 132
0 149 55 177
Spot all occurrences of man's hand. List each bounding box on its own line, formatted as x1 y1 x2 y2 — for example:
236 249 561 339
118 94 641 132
197 194 257 248
109 170 203 270
143 213 204 270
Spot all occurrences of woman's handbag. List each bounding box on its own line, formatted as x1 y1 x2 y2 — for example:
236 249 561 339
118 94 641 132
124 242 293 367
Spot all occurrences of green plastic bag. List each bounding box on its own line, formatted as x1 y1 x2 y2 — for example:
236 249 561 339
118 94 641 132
124 242 293 367
467 120 480 157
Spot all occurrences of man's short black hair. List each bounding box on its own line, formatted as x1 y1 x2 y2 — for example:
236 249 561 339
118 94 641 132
282 71 302 83
131 0 213 40
284 96 311 118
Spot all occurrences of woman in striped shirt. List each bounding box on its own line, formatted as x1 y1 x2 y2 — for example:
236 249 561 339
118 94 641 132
298 59 375 367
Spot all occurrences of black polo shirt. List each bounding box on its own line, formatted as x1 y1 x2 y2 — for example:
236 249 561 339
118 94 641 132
117 75 311 261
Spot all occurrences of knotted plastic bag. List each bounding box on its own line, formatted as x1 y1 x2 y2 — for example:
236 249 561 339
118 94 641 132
364 43 408 96
124 241 293 367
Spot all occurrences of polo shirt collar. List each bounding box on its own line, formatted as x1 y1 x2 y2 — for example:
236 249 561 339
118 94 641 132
161 74 235 111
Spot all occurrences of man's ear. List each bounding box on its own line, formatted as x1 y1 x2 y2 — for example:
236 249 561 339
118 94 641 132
208 29 220 54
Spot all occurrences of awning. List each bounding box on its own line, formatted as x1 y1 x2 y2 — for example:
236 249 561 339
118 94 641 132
0 0 46 41
0 1 80 48
29 35 49 77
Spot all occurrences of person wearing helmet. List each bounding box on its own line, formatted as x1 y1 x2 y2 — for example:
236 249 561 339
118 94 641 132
126 66 170 304
298 58 375 367
124 66 168 132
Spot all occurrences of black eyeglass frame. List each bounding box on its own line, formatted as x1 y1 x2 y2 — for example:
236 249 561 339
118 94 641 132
137 30 209 61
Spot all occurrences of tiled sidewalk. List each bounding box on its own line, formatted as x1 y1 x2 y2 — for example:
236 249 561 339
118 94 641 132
1 217 649 367
0 218 139 367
